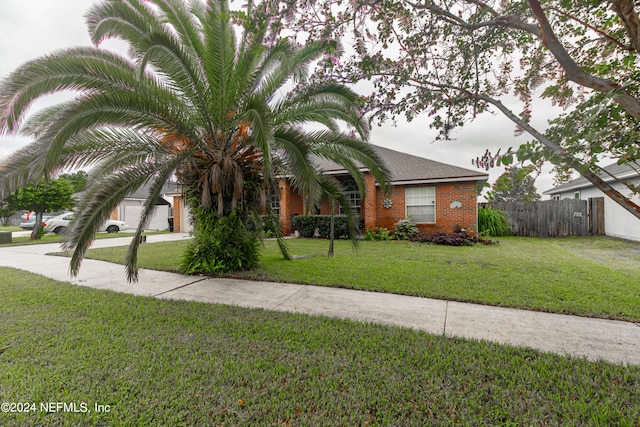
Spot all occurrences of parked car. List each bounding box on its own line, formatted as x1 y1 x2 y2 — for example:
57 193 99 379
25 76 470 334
19 214 56 230
43 212 129 235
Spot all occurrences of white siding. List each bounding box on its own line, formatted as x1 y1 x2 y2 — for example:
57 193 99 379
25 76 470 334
554 177 640 242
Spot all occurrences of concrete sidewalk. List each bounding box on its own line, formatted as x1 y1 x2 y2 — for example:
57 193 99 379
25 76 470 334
1 232 638 366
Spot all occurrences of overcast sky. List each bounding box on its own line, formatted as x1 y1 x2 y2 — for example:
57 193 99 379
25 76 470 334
0 0 561 197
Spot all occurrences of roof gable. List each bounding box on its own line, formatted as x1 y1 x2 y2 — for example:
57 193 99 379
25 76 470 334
313 145 488 184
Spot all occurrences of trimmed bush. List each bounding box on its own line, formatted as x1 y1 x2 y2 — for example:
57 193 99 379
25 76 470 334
292 215 364 239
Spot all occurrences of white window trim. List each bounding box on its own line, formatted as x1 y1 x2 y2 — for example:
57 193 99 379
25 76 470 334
270 194 280 216
405 186 436 224
339 180 361 215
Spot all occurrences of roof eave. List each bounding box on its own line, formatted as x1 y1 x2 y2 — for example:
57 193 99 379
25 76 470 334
383 176 489 186
543 170 640 195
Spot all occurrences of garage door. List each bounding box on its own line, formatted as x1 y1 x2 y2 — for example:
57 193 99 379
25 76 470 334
123 206 169 231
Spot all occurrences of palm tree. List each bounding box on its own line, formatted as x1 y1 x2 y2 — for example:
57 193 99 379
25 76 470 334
0 0 390 281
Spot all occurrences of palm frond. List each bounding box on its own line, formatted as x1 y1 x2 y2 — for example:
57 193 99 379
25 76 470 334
0 48 142 134
86 0 162 53
65 162 164 277
0 142 49 198
124 152 192 281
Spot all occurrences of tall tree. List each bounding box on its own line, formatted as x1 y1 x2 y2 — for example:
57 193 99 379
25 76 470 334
8 178 75 239
0 0 390 280
58 171 88 193
277 0 640 219
487 165 541 203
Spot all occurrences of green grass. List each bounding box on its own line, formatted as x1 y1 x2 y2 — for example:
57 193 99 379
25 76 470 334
0 230 169 247
1 267 638 426
80 236 640 322
0 226 21 232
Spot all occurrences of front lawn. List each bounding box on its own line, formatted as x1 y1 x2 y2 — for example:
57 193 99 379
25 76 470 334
1 230 170 247
80 236 640 322
1 268 638 426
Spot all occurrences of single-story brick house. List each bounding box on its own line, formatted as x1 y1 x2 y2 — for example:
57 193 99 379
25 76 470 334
169 145 488 234
277 145 488 235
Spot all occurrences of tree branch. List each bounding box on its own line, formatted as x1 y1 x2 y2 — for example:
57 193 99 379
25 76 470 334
611 0 640 53
478 93 640 219
527 0 640 121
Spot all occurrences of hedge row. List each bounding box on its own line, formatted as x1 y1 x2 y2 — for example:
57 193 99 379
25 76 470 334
291 215 364 239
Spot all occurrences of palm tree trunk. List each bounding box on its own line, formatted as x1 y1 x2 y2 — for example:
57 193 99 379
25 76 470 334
328 200 335 257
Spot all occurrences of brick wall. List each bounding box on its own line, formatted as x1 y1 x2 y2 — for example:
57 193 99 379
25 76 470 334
278 174 479 235
372 180 478 234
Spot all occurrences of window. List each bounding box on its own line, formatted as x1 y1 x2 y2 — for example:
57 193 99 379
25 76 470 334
270 193 280 216
551 195 560 201
574 191 581 199
406 186 435 223
339 180 361 215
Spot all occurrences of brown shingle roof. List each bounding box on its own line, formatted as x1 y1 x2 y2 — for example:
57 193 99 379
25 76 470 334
314 145 488 185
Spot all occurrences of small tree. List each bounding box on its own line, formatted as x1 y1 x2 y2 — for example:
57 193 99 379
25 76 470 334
0 199 15 226
8 179 75 239
487 166 541 203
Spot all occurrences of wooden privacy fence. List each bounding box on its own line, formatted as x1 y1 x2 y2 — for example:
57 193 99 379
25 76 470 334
485 198 605 237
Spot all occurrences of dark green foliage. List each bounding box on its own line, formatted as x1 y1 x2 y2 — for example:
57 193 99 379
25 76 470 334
478 206 513 236
58 171 88 193
487 165 541 203
392 218 419 240
7 178 75 214
7 178 75 239
182 209 260 275
292 215 364 239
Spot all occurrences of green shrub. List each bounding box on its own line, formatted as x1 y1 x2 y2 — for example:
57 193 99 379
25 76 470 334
364 227 392 241
291 215 363 239
478 207 512 236
392 218 419 240
181 210 260 274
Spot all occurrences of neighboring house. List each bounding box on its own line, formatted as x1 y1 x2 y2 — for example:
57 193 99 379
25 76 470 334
110 182 176 231
543 161 640 242
169 145 488 234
